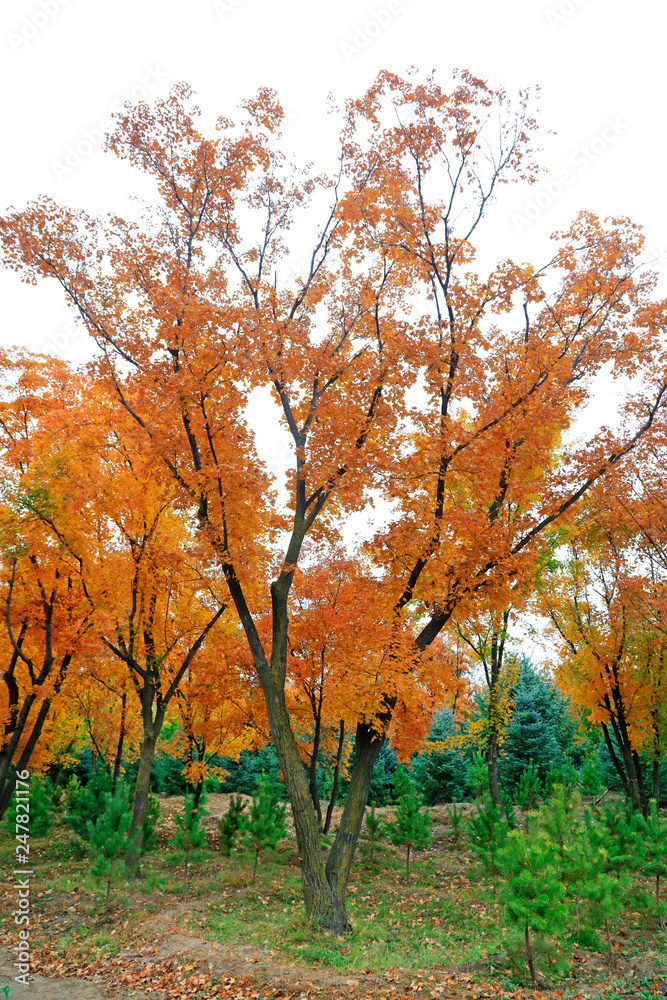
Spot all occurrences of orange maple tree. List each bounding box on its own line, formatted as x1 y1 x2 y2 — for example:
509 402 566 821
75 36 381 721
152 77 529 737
540 483 667 814
0 349 94 815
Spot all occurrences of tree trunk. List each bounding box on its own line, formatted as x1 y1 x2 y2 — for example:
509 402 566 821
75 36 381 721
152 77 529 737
126 726 158 874
112 691 127 792
406 844 411 884
525 924 536 984
326 722 385 900
252 849 259 885
605 918 614 965
0 651 71 818
600 721 644 814
323 720 345 836
487 731 502 809
308 708 323 827
192 779 204 817
260 671 350 932
654 758 661 813
0 690 64 818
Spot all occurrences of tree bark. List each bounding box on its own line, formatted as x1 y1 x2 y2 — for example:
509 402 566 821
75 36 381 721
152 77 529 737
125 693 163 875
323 720 345 835
525 924 536 984
487 730 502 809
112 690 127 792
0 652 71 818
654 758 661 813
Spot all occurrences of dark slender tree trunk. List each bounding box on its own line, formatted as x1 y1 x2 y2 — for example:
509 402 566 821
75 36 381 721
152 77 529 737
308 710 323 828
487 731 502 809
126 693 164 875
323 720 345 835
326 722 385 902
0 652 71 818
112 690 127 791
654 759 661 813
525 924 536 984
601 720 646 814
192 779 204 817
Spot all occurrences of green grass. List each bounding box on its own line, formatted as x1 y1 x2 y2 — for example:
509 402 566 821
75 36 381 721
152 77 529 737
1 804 666 995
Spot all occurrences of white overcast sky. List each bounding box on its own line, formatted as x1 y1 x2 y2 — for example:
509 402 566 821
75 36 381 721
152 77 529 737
1 0 665 365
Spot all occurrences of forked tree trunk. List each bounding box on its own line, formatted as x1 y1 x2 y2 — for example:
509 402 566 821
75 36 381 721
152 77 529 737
261 655 384 932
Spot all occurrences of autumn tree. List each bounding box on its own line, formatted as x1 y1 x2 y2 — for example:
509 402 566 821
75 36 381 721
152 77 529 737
450 604 520 810
541 496 665 814
0 368 230 865
2 71 667 931
0 350 93 816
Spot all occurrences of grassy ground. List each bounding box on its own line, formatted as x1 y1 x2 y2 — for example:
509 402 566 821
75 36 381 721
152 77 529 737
1 797 666 999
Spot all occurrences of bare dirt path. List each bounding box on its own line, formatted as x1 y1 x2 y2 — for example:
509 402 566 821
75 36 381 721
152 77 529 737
0 946 151 1000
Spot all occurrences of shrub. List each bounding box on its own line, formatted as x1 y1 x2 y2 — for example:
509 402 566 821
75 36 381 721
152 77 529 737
387 771 432 884
170 793 210 897
87 783 132 914
240 773 287 884
218 793 246 856
4 775 54 838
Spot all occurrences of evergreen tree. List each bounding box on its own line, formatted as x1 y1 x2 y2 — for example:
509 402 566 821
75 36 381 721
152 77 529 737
446 802 465 846
576 818 630 967
4 775 53 838
218 793 246 856
498 826 567 984
514 763 542 813
540 781 579 863
387 771 432 883
468 750 489 801
87 783 132 914
498 665 571 792
410 709 468 804
468 796 508 878
240 773 287 884
593 800 645 879
66 769 113 840
636 800 667 929
361 803 387 866
170 793 211 897
578 756 603 798
142 791 161 852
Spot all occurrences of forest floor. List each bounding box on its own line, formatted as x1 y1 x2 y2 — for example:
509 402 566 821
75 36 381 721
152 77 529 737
1 794 666 1000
